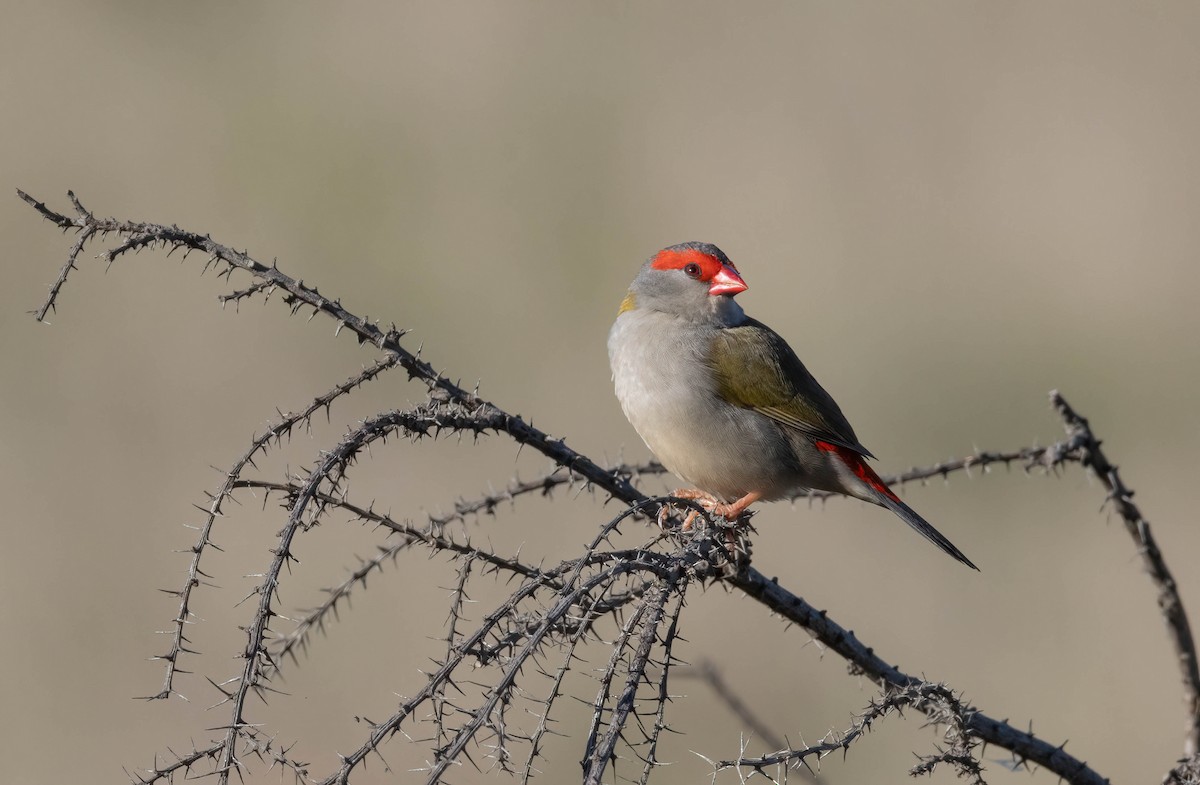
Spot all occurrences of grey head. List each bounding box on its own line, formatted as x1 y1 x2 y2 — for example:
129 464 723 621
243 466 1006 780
626 241 748 326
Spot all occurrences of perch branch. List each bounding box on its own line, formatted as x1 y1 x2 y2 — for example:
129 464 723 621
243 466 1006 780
23 191 1164 784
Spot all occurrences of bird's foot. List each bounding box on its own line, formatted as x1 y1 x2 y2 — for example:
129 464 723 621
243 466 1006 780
658 489 760 531
710 491 762 523
657 489 720 531
653 489 757 576
686 491 760 572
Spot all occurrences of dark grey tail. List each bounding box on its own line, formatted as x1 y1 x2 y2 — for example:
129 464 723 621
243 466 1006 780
875 493 979 570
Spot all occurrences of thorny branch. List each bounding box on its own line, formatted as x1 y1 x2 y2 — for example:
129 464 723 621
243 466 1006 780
1050 391 1200 757
711 683 983 783
148 356 402 701
582 583 677 785
22 190 1195 784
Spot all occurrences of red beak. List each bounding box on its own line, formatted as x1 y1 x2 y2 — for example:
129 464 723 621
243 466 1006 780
708 264 748 296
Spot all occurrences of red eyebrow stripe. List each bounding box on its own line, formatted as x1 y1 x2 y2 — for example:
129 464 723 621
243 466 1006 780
650 248 723 279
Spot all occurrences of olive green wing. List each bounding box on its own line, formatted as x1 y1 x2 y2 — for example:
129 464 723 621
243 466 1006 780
707 318 874 458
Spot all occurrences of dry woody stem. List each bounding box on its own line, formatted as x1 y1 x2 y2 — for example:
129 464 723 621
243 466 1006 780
20 188 1198 785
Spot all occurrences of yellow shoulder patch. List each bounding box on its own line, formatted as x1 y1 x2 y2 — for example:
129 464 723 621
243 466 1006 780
617 291 637 316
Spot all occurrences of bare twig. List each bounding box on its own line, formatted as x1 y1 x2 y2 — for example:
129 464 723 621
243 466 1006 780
713 682 981 780
583 582 675 785
19 188 646 511
1051 390 1200 758
145 357 401 701
727 567 1107 784
320 501 663 785
637 591 686 784
127 740 224 785
26 191 1181 785
680 660 787 754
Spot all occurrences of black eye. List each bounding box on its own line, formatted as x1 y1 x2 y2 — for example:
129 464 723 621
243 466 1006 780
683 263 702 279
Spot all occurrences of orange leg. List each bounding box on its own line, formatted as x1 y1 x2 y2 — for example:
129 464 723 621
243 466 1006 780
711 491 761 521
669 488 720 504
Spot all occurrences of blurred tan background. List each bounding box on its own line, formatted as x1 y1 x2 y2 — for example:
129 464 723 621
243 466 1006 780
4 3 1200 783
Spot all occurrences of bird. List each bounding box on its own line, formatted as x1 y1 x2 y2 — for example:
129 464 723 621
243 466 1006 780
607 241 977 569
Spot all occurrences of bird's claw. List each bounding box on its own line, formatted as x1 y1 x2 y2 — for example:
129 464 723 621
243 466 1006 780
653 491 756 575
656 489 718 531
657 489 755 532
662 501 705 532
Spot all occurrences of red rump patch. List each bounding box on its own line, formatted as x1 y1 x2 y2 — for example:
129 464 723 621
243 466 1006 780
651 248 728 282
815 440 900 502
